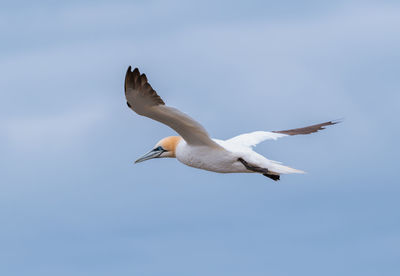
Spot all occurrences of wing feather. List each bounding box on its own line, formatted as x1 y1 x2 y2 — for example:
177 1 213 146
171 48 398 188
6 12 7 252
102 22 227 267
227 121 339 148
226 131 288 148
273 120 339 136
124 66 220 148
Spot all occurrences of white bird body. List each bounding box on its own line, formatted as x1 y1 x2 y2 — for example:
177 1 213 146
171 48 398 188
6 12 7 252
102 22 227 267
176 139 244 173
175 135 304 174
124 67 338 181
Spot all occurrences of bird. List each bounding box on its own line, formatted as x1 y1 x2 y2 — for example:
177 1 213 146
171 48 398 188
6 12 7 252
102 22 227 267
124 66 339 181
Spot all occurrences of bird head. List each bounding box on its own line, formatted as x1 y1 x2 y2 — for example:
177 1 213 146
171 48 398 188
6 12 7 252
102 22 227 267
135 136 181 164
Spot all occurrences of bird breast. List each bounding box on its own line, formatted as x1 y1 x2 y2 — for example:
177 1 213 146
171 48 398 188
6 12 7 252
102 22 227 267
175 139 248 173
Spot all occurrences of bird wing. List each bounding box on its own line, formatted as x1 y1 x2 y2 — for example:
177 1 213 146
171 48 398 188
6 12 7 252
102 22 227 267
124 67 221 148
226 131 288 148
272 120 339 135
227 120 338 148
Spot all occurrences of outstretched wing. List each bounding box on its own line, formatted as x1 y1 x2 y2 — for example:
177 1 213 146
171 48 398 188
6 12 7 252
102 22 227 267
124 66 221 148
226 131 288 148
272 120 339 135
227 120 339 148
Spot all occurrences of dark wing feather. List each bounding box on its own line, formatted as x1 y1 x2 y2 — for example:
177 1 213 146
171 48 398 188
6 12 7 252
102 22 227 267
124 66 221 148
124 66 165 113
272 120 339 136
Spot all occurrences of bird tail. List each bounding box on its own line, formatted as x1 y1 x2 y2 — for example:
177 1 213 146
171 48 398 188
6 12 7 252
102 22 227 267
268 161 305 175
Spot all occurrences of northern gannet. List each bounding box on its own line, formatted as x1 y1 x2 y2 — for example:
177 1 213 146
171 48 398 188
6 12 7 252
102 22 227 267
125 67 338 181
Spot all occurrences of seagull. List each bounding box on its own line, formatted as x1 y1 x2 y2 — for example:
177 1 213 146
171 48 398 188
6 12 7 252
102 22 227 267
124 66 338 181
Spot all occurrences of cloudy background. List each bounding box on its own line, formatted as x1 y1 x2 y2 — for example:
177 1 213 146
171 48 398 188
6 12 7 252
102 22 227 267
1 0 399 275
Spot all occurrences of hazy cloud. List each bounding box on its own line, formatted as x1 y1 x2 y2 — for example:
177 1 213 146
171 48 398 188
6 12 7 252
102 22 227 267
1 104 107 152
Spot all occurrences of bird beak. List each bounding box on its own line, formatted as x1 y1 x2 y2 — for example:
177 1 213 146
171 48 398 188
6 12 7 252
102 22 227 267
134 149 163 164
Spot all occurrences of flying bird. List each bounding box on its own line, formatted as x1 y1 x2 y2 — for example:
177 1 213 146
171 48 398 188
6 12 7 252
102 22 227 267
124 67 338 181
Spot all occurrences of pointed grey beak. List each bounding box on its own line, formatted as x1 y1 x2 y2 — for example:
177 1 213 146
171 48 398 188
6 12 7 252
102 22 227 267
134 148 163 164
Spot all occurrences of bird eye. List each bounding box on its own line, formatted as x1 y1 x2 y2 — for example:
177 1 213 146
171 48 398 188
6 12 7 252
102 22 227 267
154 146 164 151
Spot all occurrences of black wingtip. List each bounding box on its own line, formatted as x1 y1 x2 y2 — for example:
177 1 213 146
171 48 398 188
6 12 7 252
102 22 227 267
125 66 141 75
125 66 136 93
126 66 140 76
331 118 344 125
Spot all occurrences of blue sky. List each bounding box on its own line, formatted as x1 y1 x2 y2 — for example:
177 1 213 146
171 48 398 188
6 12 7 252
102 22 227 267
1 1 400 275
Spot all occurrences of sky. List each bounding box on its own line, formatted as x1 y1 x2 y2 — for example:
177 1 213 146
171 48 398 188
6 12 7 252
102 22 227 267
1 0 400 275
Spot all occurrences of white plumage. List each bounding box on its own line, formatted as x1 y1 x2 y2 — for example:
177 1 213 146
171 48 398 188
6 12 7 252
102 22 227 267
226 131 288 148
176 138 304 175
125 67 338 181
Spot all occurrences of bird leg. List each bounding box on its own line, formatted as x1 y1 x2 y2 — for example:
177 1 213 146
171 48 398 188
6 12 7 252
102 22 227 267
238 158 280 181
238 158 269 174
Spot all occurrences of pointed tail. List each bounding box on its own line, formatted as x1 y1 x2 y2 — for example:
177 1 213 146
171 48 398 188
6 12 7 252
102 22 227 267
269 161 305 175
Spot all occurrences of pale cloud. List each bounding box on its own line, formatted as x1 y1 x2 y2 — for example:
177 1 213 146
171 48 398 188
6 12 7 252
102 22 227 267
1 104 107 152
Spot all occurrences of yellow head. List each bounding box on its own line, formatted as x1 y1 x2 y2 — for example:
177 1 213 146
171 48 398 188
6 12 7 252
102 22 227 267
135 136 181 163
